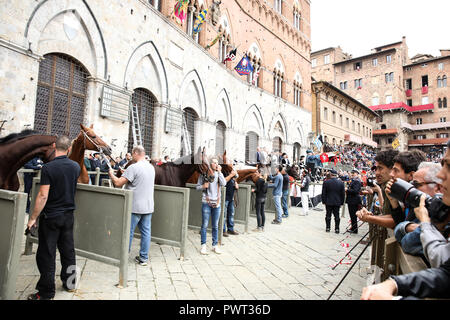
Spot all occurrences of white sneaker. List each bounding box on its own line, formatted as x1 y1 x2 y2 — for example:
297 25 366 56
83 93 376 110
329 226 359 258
200 244 208 255
212 245 222 254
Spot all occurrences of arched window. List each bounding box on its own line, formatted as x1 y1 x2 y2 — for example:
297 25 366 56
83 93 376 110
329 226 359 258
443 76 447 87
215 121 226 156
128 88 157 154
186 2 200 43
180 107 198 157
245 131 259 164
293 81 302 107
437 76 442 88
247 54 262 88
218 30 230 64
273 70 284 98
438 98 442 108
149 0 162 12
272 136 283 153
444 97 448 108
34 53 89 139
381 124 387 130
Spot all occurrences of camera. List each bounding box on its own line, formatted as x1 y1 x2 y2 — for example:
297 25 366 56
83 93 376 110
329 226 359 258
367 175 376 187
389 178 449 222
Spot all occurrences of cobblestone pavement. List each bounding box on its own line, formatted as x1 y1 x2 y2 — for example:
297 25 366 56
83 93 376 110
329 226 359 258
15 204 372 300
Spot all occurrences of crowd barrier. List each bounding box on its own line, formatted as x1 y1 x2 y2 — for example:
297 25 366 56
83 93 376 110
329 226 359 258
0 190 27 300
25 178 133 288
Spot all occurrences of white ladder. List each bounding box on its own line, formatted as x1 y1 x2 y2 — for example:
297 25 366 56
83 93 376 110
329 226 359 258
181 113 191 155
130 103 143 147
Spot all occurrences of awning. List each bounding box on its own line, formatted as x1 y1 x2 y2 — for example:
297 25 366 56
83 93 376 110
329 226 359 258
373 128 398 135
344 134 377 148
408 138 448 146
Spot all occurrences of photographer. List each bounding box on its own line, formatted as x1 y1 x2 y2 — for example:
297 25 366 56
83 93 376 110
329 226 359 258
393 162 444 256
357 150 426 229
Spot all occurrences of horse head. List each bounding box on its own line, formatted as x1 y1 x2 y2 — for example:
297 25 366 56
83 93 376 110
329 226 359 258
194 147 215 183
285 164 300 180
80 124 112 156
218 150 235 177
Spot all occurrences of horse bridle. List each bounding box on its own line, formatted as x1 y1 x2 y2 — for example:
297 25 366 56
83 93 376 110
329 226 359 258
82 129 104 153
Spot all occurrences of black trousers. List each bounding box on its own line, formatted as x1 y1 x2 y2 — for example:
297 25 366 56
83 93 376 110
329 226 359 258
36 212 76 298
23 174 34 212
347 203 360 233
325 205 341 230
255 199 266 228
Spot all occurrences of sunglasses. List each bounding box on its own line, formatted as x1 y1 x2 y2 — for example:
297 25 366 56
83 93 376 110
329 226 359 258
412 180 435 188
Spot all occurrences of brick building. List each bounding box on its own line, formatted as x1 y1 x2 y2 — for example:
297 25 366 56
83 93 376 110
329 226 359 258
311 37 450 152
0 0 312 163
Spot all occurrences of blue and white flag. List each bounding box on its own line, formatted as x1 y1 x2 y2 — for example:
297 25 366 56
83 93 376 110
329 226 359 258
314 135 323 150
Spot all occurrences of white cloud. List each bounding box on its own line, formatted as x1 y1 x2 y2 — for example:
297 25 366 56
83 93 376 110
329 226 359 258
311 0 449 57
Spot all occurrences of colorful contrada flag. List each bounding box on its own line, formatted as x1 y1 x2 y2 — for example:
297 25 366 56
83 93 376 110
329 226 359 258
193 9 208 33
314 134 323 150
205 32 222 50
392 138 400 149
173 0 189 25
320 153 329 163
223 47 237 63
234 55 254 76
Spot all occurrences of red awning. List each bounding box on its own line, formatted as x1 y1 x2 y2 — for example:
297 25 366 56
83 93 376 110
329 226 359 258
369 102 434 113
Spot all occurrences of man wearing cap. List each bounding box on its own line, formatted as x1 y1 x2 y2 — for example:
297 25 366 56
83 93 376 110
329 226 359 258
89 152 102 184
346 169 362 234
321 169 345 233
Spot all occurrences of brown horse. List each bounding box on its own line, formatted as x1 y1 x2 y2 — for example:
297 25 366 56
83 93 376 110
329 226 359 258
0 130 56 191
118 147 214 188
236 164 300 184
186 150 235 184
69 124 112 184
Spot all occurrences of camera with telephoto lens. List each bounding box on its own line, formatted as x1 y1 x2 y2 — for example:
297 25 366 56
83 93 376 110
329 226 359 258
367 175 376 187
389 178 450 223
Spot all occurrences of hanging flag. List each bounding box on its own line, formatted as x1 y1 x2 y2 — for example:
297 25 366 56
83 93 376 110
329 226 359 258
173 0 189 25
320 153 329 163
193 9 208 34
205 32 222 50
223 47 237 63
252 66 261 85
392 138 400 149
234 55 254 76
314 135 323 150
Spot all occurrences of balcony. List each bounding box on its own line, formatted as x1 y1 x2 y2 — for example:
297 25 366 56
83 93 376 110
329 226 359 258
408 137 448 146
422 86 428 94
405 89 412 97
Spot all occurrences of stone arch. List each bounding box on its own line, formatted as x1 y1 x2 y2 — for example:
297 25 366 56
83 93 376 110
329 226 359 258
214 88 232 128
242 104 265 138
178 69 207 119
123 41 168 103
268 113 288 142
25 0 107 78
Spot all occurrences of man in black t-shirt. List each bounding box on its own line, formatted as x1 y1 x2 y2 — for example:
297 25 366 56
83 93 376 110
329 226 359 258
27 135 80 300
281 166 290 218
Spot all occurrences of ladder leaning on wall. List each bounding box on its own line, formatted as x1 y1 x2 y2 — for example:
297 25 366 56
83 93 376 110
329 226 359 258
130 103 143 147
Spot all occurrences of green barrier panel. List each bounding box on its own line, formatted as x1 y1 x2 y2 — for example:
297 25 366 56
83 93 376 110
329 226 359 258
243 182 276 217
101 180 190 260
142 185 190 260
26 178 132 288
185 183 225 245
0 190 26 300
232 184 251 233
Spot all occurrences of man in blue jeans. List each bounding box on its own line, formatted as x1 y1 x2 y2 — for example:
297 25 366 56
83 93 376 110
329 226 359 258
281 166 290 218
109 145 155 266
268 165 283 224
197 158 226 254
223 169 240 237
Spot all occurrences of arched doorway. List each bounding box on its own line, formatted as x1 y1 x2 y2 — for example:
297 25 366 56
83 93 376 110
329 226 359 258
127 88 157 155
180 107 198 157
272 136 283 154
34 53 89 139
215 121 226 156
245 131 259 164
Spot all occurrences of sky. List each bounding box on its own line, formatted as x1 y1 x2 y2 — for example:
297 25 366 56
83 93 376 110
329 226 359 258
310 0 449 58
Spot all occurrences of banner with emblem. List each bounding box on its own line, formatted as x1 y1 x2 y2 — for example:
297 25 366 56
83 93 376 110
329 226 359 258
234 54 254 76
392 138 400 149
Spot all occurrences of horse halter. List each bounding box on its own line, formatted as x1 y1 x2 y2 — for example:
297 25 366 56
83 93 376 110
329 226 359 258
82 129 104 153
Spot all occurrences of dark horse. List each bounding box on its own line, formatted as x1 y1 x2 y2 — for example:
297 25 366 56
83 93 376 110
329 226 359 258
186 150 235 184
0 130 56 191
236 164 301 184
69 124 112 184
118 147 214 188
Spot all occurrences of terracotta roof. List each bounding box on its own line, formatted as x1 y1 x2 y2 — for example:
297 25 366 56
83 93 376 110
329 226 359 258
373 129 398 135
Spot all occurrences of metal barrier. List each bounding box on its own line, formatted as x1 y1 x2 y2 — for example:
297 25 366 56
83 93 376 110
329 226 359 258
185 184 225 245
101 179 190 260
25 178 133 288
233 184 251 233
0 190 27 300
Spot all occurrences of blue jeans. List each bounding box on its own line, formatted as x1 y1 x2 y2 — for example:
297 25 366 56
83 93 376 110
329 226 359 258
201 203 221 246
273 195 282 222
394 220 423 256
223 200 235 232
281 189 289 216
130 213 152 261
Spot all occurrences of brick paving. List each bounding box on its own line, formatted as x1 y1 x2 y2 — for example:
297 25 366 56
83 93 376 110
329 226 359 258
15 204 372 300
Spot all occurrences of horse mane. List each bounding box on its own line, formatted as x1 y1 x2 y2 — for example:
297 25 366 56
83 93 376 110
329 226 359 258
0 129 39 144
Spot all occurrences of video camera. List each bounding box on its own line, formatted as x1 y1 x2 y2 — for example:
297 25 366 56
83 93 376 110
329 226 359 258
389 178 449 223
367 175 376 187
